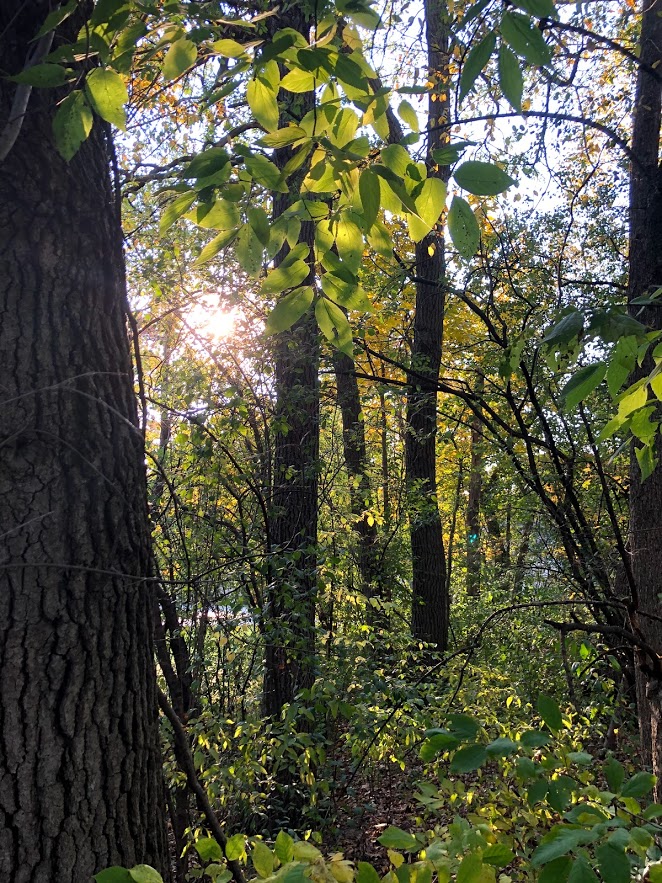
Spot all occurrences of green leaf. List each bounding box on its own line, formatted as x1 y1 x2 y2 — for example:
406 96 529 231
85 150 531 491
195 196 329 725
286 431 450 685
409 177 447 242
265 286 314 334
519 729 552 748
377 827 419 852
334 212 364 272
446 714 480 740
359 169 381 230
11 63 68 87
450 743 488 774
642 803 662 820
34 0 78 38
537 694 563 730
485 737 518 757
94 869 132 883
194 199 240 231
398 100 419 131
357 862 381 883
454 161 516 196
460 31 496 101
560 362 606 411
53 90 93 161
261 259 310 296
648 862 662 883
448 196 480 259
196 838 223 862
292 842 323 863
567 856 599 883
84 67 128 129
260 126 307 148
482 844 515 868
248 206 270 246
274 831 295 864
225 834 246 862
501 12 552 66
419 731 459 761
532 828 598 866
316 296 353 355
543 311 583 348
183 147 231 180
234 224 263 277
160 191 196 234
128 867 163 883
539 857 572 883
245 153 286 192
194 229 237 266
247 78 279 132
635 444 656 480
280 68 318 92
621 771 656 798
457 851 484 883
566 751 593 765
498 45 523 111
512 0 557 17
432 141 473 166
251 841 275 878
213 38 249 58
596 845 631 883
162 38 197 80
527 778 548 806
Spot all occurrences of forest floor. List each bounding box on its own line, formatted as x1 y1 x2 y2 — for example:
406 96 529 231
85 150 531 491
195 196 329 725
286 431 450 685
326 756 426 870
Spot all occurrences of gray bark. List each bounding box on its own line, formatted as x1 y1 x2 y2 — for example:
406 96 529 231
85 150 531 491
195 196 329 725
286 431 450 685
0 3 169 879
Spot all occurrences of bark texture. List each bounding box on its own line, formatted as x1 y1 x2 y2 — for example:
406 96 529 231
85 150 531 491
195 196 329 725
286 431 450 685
407 0 450 650
627 0 662 795
332 349 385 624
263 7 319 718
0 4 169 879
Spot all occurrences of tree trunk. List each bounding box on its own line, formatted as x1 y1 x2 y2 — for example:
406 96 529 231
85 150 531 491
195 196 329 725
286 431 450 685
332 348 385 625
466 382 484 598
0 4 169 880
407 0 450 650
627 0 662 794
263 9 319 718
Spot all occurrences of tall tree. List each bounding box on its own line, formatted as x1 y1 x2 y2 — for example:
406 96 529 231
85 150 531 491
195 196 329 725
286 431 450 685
407 0 451 650
262 9 319 719
0 3 169 879
626 0 662 790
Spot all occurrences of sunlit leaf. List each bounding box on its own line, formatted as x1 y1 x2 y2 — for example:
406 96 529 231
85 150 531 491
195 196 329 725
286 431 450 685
162 38 197 80
265 286 314 334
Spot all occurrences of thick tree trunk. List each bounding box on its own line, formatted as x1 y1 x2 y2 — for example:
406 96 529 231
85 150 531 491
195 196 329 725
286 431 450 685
627 0 662 795
0 4 169 881
263 9 319 719
332 349 385 625
407 0 450 650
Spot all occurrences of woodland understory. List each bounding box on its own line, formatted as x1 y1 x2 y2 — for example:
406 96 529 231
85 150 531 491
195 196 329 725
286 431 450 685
1 0 662 882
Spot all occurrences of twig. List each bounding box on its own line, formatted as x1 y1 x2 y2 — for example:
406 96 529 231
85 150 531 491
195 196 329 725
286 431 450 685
157 688 246 883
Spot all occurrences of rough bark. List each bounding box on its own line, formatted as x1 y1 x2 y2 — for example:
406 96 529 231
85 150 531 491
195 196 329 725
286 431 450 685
627 0 662 793
466 382 484 597
263 9 319 719
0 3 169 880
407 0 450 650
332 349 385 625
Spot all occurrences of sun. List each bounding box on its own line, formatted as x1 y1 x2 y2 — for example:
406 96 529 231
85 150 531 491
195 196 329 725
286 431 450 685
185 296 237 341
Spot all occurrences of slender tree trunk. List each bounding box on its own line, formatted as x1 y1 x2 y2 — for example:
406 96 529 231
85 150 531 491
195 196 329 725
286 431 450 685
0 4 169 880
466 383 484 597
263 9 319 718
407 0 450 650
627 0 662 794
332 349 385 625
